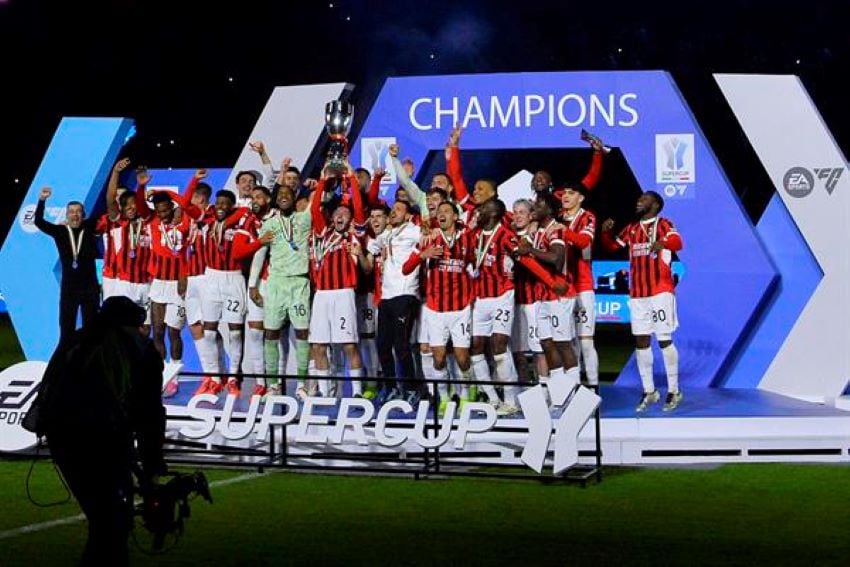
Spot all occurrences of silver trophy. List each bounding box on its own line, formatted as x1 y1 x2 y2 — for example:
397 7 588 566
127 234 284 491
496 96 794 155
324 100 354 173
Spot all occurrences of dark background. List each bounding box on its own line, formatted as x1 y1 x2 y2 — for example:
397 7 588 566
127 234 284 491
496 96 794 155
1 0 847 245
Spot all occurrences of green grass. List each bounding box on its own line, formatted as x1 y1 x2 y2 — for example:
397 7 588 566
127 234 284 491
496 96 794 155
2 460 850 565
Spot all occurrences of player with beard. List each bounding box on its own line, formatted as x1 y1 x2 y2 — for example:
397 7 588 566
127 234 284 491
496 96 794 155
366 199 422 403
402 201 476 414
308 166 368 398
515 194 582 393
193 190 259 396
105 161 153 336
601 191 684 412
247 181 313 398
359 203 391 397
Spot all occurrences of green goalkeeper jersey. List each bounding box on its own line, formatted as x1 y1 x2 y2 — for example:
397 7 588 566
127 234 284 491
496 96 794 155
262 208 312 277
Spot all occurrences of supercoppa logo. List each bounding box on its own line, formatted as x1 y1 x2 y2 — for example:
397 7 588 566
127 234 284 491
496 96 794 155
783 166 844 198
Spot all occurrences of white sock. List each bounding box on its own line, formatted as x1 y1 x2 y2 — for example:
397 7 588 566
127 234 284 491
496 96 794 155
201 330 221 378
228 329 243 374
636 347 655 393
311 367 330 397
472 354 499 403
420 350 435 383
459 366 473 400
580 338 599 386
432 366 449 398
349 367 363 396
662 343 679 393
564 365 580 389
246 327 264 376
494 353 518 406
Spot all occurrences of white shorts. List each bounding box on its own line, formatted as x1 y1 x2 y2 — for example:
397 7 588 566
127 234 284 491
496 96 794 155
310 288 358 344
630 292 679 336
185 274 206 326
472 290 515 338
574 290 596 337
513 303 542 353
247 279 266 323
149 279 186 329
202 269 247 325
417 306 429 344
114 280 152 325
102 277 119 300
538 296 577 342
356 292 377 336
424 304 472 349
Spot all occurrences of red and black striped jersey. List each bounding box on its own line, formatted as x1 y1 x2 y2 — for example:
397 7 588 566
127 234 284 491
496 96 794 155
532 221 572 301
112 217 153 284
615 217 682 298
203 209 258 272
471 225 518 299
562 208 596 293
405 228 475 312
514 229 538 305
312 228 361 291
96 214 118 279
149 214 192 281
184 206 214 276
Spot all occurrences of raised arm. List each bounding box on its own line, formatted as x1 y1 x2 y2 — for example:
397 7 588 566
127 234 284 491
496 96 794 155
367 167 386 206
249 141 275 187
346 167 366 226
34 187 60 236
581 149 603 191
446 126 473 208
106 158 131 221
311 177 329 233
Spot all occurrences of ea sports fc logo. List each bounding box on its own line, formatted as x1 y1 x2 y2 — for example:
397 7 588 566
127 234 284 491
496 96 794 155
783 167 815 198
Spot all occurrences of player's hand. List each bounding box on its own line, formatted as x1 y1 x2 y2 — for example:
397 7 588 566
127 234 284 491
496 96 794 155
259 231 275 245
248 141 266 154
388 143 400 158
601 219 615 232
304 178 318 190
449 124 463 146
194 169 207 180
114 158 131 173
39 187 52 201
249 287 263 307
346 240 363 257
651 241 665 251
281 156 292 170
515 239 533 256
419 244 443 260
177 276 188 298
553 280 567 296
373 167 386 180
136 168 151 186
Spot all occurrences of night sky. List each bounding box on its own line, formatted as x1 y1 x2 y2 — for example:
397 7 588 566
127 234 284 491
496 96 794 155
1 0 847 243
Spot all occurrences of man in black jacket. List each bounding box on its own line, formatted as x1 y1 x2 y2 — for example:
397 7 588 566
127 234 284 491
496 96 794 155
42 296 167 566
34 186 101 341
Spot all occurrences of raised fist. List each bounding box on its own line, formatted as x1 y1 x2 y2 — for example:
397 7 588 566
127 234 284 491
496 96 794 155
39 187 52 201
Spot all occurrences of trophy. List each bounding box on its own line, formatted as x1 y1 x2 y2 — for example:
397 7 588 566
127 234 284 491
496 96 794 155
324 100 354 173
580 128 612 154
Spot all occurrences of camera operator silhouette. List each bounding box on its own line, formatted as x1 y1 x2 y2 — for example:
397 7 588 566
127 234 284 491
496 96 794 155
34 296 166 565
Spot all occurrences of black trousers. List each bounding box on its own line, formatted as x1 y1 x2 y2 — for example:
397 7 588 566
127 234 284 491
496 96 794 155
48 432 134 566
60 287 100 342
377 295 419 392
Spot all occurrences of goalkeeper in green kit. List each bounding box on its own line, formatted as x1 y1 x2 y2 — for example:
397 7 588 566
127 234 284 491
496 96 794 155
249 177 314 398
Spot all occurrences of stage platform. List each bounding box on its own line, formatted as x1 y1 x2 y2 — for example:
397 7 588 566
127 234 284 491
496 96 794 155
163 380 850 468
